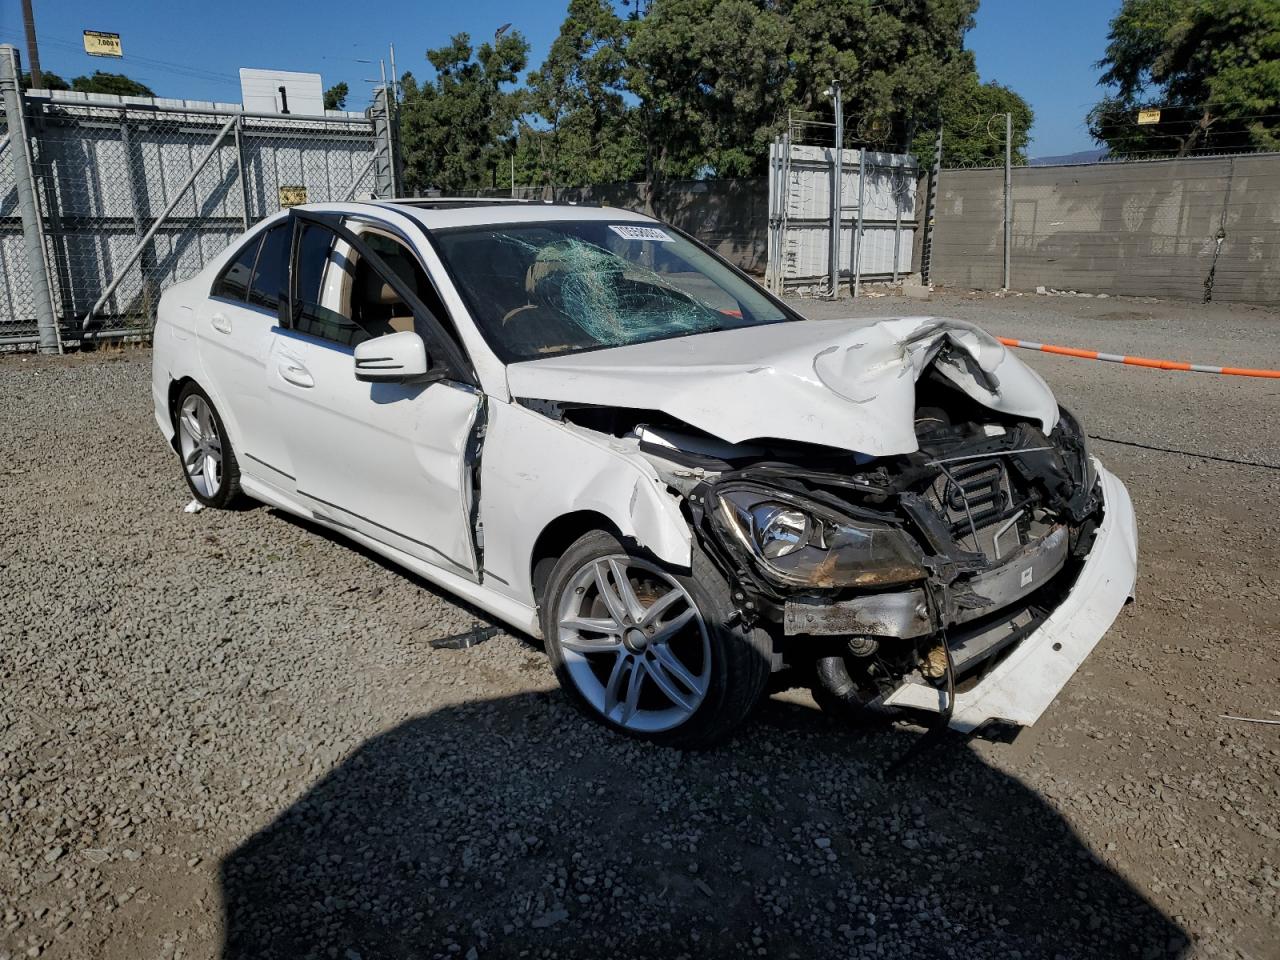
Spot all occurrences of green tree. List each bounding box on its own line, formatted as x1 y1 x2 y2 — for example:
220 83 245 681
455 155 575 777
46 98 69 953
323 82 349 111
69 72 155 97
19 70 69 91
910 68 1034 166
1088 0 1280 156
627 0 791 180
783 0 978 154
624 0 980 182
399 31 530 193
524 0 642 187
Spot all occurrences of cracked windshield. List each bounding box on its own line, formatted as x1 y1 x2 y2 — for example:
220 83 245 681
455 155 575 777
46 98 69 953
434 220 793 361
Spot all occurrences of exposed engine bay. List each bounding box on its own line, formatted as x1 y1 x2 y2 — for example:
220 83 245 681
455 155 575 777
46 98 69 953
518 359 1106 720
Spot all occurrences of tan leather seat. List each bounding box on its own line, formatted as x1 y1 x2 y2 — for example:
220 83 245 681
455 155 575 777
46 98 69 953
358 269 414 335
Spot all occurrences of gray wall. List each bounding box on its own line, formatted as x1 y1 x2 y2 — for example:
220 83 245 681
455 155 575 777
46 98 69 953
929 154 1280 303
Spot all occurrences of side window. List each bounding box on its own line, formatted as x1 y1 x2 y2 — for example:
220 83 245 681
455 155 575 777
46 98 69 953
247 225 289 311
344 229 458 342
293 223 377 347
211 235 261 302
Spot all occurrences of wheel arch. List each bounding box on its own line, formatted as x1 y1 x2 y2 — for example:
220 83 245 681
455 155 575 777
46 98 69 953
529 510 624 603
165 375 198 451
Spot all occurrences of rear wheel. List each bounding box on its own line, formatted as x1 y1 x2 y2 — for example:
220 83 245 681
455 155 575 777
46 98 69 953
541 530 772 749
175 383 242 509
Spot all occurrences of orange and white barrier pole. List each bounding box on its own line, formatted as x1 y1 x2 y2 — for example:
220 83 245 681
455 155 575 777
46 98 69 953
997 337 1280 380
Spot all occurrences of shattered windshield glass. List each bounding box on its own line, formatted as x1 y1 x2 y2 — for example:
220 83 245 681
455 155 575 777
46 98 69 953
432 220 795 361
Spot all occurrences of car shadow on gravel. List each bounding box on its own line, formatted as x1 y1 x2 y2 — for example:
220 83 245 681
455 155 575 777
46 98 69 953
220 693 1190 960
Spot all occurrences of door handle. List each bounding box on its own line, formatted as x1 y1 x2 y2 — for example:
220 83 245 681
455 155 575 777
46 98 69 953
277 359 314 389
210 312 232 335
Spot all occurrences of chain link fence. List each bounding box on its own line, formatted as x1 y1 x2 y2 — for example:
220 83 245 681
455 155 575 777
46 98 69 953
0 45 395 351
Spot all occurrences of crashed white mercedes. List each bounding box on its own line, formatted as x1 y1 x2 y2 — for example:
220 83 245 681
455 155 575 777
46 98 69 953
151 199 1137 748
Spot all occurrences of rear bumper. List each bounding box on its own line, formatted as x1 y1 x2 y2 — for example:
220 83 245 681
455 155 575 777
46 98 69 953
881 462 1137 732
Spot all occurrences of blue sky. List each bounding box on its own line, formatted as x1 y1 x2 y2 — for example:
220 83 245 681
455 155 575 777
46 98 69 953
0 0 1120 157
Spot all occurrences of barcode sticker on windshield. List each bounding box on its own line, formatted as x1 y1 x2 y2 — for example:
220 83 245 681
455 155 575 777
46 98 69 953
609 224 674 242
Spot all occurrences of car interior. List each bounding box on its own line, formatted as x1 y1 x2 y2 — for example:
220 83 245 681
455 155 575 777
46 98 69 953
295 226 453 349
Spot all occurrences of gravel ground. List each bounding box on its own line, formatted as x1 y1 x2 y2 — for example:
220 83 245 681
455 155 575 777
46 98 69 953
1 290 1277 960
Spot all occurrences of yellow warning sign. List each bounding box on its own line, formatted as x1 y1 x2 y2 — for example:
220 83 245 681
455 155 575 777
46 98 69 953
278 185 308 208
83 31 122 58
1136 109 1162 125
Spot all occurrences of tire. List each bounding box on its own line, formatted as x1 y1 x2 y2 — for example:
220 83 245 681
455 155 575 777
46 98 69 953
174 382 243 509
541 529 772 749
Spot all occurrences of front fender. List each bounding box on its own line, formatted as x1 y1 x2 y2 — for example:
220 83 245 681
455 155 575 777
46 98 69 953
478 401 693 611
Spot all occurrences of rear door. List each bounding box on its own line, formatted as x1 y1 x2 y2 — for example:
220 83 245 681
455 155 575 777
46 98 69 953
265 211 483 577
197 220 293 490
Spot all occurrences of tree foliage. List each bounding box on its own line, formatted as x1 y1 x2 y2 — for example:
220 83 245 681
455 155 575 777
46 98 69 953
397 0 1024 190
1088 0 1280 156
910 69 1034 166
20 70 153 96
20 70 68 91
399 31 530 193
520 0 642 187
70 72 155 97
323 82 349 111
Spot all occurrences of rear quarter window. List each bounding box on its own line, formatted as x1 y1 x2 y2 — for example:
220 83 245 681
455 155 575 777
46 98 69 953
248 225 290 310
211 235 260 301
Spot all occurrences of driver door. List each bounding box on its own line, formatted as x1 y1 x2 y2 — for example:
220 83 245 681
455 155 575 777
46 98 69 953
265 211 482 578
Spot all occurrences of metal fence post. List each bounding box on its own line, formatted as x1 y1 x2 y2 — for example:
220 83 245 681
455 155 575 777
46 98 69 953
852 147 865 298
892 164 903 282
920 123 943 287
234 115 250 228
1003 112 1011 291
827 81 842 299
369 88 399 199
0 45 60 353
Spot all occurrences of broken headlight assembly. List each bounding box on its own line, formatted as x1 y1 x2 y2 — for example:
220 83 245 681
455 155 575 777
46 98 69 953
716 487 927 589
1053 406 1097 493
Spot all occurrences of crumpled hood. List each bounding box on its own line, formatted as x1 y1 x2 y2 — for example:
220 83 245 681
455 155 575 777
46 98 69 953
505 316 1059 457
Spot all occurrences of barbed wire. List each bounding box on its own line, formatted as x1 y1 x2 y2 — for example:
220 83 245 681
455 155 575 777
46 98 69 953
941 146 1280 171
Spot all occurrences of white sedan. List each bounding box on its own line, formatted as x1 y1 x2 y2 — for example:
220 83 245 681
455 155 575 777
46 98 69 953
151 200 1137 748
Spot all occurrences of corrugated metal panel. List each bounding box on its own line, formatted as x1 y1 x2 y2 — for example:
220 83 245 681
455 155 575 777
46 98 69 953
768 143 918 290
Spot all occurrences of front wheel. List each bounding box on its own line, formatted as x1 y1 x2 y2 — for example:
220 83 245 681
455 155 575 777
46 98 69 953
541 530 772 749
174 383 242 509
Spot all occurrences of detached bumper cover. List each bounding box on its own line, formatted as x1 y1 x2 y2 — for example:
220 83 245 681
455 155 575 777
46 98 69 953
881 462 1137 732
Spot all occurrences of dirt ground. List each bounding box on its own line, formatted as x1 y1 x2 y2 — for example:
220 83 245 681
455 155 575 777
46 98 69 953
1 289 1277 960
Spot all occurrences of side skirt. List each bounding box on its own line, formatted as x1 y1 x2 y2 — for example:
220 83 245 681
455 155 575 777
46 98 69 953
240 474 540 636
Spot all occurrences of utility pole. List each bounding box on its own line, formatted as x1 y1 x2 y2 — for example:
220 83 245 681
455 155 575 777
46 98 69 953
1003 111 1012 291
21 0 42 90
827 81 842 300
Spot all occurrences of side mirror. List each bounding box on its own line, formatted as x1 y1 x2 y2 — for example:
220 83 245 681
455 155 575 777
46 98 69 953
354 330 430 382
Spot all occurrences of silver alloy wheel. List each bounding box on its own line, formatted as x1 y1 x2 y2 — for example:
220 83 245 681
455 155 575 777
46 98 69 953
557 554 712 733
177 394 223 499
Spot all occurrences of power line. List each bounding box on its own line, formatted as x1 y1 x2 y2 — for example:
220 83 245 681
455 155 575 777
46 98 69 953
0 30 242 87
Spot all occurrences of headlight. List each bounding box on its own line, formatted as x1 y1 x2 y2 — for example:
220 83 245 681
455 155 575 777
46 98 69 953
751 504 811 559
716 488 926 589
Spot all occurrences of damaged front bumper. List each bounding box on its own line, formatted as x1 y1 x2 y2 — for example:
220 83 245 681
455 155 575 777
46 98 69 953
877 463 1136 732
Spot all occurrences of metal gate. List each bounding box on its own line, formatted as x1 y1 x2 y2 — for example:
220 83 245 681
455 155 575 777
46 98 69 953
766 141 918 296
0 44 398 351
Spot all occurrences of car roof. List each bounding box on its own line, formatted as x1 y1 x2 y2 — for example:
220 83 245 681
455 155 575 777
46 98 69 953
347 198 658 231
